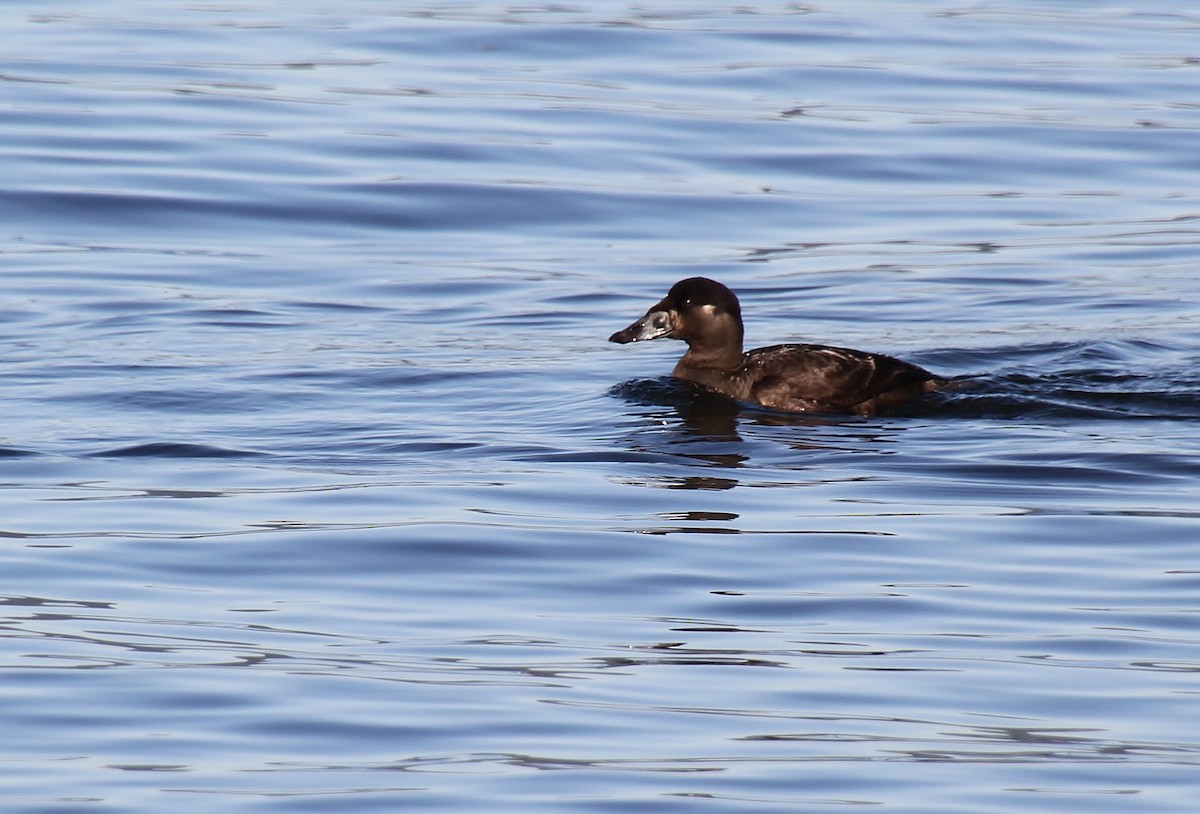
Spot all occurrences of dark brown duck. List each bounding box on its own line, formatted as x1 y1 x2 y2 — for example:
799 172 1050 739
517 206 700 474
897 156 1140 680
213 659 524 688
609 277 945 416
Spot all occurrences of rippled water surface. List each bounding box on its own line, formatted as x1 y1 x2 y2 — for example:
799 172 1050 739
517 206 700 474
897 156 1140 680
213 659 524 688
3 2 1200 812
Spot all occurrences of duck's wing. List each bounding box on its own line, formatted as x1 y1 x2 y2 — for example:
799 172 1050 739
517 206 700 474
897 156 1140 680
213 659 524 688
745 344 940 414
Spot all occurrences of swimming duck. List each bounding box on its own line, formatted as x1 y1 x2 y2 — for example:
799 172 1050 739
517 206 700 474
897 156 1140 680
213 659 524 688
609 277 944 416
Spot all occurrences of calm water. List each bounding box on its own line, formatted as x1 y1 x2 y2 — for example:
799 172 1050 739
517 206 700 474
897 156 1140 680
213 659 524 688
2 2 1199 812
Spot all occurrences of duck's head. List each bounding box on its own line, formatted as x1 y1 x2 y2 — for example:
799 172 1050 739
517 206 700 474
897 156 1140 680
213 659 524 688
608 277 743 351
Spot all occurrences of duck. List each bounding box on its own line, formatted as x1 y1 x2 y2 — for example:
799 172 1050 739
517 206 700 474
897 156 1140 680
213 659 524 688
609 277 944 416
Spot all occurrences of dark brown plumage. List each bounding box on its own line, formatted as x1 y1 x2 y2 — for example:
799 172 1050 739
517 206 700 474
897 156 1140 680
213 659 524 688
609 277 943 416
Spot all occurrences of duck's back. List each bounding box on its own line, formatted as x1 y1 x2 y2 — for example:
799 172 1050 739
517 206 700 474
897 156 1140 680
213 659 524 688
737 343 941 415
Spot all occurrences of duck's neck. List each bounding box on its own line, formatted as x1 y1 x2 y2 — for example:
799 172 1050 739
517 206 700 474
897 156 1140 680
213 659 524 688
678 327 744 371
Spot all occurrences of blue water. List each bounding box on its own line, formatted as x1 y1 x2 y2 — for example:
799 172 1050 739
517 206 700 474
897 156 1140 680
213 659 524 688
2 2 1200 812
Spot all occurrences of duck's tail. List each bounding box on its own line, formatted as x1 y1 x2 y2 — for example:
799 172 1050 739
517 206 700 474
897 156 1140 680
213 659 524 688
924 373 984 393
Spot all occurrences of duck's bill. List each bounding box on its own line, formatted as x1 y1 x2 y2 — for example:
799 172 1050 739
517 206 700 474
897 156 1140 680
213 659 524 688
609 309 673 344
